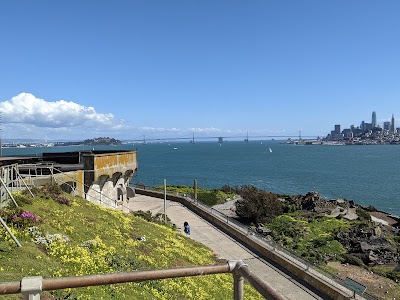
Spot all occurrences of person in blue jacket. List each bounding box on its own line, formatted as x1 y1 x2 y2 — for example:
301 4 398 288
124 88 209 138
184 221 190 235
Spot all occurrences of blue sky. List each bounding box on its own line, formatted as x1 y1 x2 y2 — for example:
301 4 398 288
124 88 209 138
1 1 399 141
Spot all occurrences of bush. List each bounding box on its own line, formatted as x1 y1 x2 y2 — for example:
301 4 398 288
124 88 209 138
12 191 33 206
55 195 72 206
312 236 329 247
0 208 40 228
235 185 283 223
132 210 173 227
42 183 63 197
132 210 153 222
356 208 371 221
342 253 365 267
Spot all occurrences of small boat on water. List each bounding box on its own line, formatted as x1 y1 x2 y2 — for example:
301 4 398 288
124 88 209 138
173 147 178 150
269 148 272 153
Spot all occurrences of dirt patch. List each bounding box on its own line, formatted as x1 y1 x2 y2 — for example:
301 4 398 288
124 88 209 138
212 199 238 218
369 211 398 226
327 261 400 299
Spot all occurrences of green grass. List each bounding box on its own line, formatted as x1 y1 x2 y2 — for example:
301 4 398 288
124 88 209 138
0 186 262 299
268 213 350 263
154 185 237 206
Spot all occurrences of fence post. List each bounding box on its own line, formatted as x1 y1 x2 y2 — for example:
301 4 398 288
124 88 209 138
233 272 244 300
164 179 167 223
0 216 21 247
194 178 197 203
21 276 42 300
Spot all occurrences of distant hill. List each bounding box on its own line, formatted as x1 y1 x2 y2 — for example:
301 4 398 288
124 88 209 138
83 137 122 145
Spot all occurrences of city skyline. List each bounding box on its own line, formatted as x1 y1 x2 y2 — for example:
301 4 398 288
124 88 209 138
326 110 399 143
1 1 400 140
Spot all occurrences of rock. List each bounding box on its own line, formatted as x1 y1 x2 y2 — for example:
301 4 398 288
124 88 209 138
374 226 382 237
337 224 400 265
256 224 272 236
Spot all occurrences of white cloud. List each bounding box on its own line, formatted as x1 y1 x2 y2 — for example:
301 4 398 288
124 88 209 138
188 127 222 133
0 93 114 128
139 127 180 132
0 93 290 141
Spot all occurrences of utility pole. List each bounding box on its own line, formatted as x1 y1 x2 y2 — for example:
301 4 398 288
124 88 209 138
194 178 197 202
163 179 167 223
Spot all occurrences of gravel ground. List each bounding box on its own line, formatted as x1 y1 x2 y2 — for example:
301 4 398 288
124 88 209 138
212 199 238 218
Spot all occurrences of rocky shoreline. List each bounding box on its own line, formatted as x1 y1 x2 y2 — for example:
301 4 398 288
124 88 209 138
213 191 400 268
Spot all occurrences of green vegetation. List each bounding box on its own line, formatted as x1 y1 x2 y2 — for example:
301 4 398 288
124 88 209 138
0 184 262 299
83 137 122 146
268 213 350 263
235 185 283 223
154 185 236 206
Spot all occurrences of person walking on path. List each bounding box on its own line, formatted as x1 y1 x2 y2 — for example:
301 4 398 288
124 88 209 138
184 221 190 235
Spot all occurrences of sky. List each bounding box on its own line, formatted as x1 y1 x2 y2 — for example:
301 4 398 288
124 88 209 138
1 1 400 142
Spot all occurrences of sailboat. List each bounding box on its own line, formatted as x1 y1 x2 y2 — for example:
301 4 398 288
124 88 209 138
269 148 272 153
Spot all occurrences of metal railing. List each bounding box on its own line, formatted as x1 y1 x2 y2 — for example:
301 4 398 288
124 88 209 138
133 184 378 300
0 260 284 300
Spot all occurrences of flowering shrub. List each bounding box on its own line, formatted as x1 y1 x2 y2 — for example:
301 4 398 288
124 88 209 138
27 226 70 246
1 208 40 228
28 183 73 206
55 195 72 206
81 239 100 250
42 183 63 197
12 191 33 206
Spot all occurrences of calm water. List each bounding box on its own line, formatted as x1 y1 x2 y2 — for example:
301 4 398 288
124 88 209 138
4 142 400 215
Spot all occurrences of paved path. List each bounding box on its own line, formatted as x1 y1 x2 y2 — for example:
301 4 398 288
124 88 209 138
127 194 325 300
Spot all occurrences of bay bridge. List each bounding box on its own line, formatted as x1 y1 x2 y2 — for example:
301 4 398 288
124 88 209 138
124 133 320 144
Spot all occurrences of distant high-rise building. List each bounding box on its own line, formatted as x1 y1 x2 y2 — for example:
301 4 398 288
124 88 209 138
372 111 377 128
384 121 390 131
334 124 340 134
361 121 372 132
390 114 395 133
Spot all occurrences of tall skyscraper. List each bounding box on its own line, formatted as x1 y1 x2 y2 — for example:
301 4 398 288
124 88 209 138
391 114 395 133
372 111 377 128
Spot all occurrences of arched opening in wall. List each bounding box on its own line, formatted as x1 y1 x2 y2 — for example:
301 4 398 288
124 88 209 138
97 175 109 190
112 172 122 187
123 170 134 183
126 186 135 203
60 181 76 194
116 185 126 205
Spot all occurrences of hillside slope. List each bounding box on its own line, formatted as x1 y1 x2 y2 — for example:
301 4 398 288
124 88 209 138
0 185 262 299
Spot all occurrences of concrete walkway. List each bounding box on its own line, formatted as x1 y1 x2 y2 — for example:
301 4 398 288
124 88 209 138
127 194 325 300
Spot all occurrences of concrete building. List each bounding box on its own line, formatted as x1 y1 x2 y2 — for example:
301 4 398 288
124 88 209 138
1 150 138 210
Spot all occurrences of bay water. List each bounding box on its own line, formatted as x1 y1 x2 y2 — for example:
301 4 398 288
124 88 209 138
4 141 400 215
